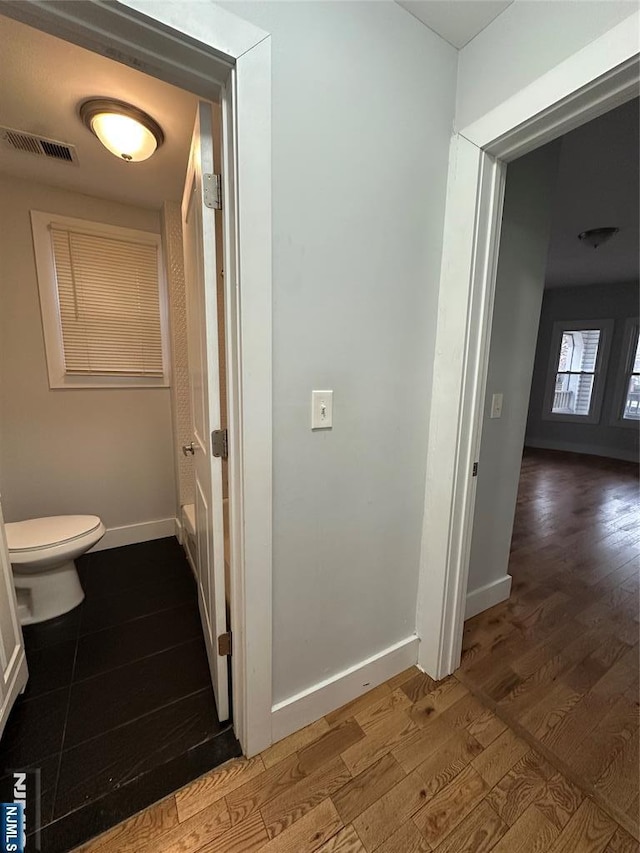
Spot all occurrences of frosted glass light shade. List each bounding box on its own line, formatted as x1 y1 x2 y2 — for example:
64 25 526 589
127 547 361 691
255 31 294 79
91 113 157 161
80 99 164 163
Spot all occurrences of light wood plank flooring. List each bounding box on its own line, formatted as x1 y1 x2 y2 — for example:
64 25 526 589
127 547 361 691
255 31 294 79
75 449 639 853
74 666 637 853
460 449 639 840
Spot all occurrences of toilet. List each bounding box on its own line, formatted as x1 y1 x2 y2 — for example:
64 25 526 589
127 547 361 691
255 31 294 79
5 515 105 625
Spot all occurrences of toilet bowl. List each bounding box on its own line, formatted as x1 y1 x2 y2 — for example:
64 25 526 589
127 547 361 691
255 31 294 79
5 515 105 625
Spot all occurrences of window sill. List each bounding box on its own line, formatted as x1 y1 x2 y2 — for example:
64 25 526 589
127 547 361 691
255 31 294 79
609 416 640 430
49 376 170 390
541 412 600 425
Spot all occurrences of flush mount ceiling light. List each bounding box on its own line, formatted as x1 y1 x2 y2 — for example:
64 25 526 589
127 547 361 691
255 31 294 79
578 227 619 249
80 99 164 162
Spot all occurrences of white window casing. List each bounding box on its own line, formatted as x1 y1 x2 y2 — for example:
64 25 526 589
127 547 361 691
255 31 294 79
611 317 640 429
541 318 613 424
30 210 170 389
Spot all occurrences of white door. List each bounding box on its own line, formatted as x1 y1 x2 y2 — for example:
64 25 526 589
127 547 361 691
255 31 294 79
182 102 229 722
0 498 28 738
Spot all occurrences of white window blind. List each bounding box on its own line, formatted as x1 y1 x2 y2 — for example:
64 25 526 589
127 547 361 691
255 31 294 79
50 226 164 377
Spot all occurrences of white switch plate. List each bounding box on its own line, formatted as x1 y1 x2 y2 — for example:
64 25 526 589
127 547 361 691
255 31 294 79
490 393 503 419
311 390 333 429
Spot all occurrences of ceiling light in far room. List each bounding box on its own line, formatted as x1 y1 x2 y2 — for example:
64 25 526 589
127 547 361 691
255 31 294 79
80 99 164 162
578 227 619 249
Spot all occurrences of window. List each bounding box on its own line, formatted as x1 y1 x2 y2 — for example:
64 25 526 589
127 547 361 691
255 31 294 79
31 211 169 389
623 327 640 420
613 318 640 427
543 319 612 423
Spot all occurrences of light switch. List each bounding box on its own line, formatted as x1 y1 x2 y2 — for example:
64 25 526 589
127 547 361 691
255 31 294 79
311 390 333 429
490 393 503 419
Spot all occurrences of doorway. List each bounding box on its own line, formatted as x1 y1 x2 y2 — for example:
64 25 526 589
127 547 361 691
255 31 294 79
416 29 639 680
0 12 243 848
458 96 639 838
0 0 273 764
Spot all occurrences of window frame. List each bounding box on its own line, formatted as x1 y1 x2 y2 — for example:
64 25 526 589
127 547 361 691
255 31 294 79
31 210 170 390
611 316 640 429
541 318 613 424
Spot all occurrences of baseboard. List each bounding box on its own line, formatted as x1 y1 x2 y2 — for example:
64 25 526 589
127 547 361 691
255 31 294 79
525 439 638 463
271 635 419 743
89 518 177 552
465 575 512 620
174 516 183 544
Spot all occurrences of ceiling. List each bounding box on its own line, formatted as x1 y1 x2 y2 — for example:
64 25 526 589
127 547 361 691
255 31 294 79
396 0 514 48
3 9 636 284
544 97 639 289
0 14 201 209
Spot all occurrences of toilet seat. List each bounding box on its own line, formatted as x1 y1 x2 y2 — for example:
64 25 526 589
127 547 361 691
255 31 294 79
6 515 103 553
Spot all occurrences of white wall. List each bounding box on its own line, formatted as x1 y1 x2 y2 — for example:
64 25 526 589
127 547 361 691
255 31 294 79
456 0 638 130
105 0 636 722
208 1 457 703
466 142 560 609
0 175 176 533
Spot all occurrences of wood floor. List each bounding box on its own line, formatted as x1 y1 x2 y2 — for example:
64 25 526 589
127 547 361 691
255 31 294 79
75 449 639 853
460 449 639 841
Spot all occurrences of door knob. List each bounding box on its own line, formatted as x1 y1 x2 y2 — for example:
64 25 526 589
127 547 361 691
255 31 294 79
182 442 195 456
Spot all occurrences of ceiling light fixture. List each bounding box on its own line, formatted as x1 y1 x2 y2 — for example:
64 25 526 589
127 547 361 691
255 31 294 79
80 98 164 162
578 227 619 249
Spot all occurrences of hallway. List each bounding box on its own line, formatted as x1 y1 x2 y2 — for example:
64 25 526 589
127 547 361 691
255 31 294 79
73 667 637 853
460 448 639 839
72 449 638 853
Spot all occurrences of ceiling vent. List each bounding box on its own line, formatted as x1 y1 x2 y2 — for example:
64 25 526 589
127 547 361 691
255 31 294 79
0 127 79 165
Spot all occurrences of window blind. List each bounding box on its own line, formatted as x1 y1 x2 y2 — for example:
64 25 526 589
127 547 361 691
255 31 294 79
49 227 164 377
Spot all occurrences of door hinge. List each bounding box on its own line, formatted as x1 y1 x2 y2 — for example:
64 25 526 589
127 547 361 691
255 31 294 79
472 462 479 477
203 173 222 210
218 631 232 656
211 428 228 459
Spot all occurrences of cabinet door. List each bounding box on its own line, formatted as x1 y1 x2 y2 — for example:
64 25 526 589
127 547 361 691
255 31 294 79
0 498 28 739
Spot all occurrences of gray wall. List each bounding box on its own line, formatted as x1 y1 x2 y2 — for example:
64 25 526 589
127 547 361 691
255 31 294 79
0 175 176 531
467 143 560 600
456 0 637 130
110 0 636 705
525 282 639 461
190 1 458 703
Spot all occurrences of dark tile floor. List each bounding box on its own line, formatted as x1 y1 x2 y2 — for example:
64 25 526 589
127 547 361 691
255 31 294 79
0 537 241 853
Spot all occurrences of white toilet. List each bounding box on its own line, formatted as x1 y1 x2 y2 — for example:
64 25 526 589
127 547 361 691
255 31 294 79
5 515 105 625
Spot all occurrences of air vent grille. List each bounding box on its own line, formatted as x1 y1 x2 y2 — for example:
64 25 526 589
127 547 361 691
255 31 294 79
0 127 78 165
40 140 74 162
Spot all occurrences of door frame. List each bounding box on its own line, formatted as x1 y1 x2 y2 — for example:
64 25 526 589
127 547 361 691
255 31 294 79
417 12 640 680
4 0 273 756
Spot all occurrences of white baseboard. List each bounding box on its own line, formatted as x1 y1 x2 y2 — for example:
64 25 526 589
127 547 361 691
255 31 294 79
174 516 183 544
89 518 177 552
525 438 638 463
271 635 419 743
465 575 512 620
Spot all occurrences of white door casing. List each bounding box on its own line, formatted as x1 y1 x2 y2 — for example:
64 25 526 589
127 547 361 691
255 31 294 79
0 0 273 755
182 102 229 722
417 16 640 680
0 497 28 738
